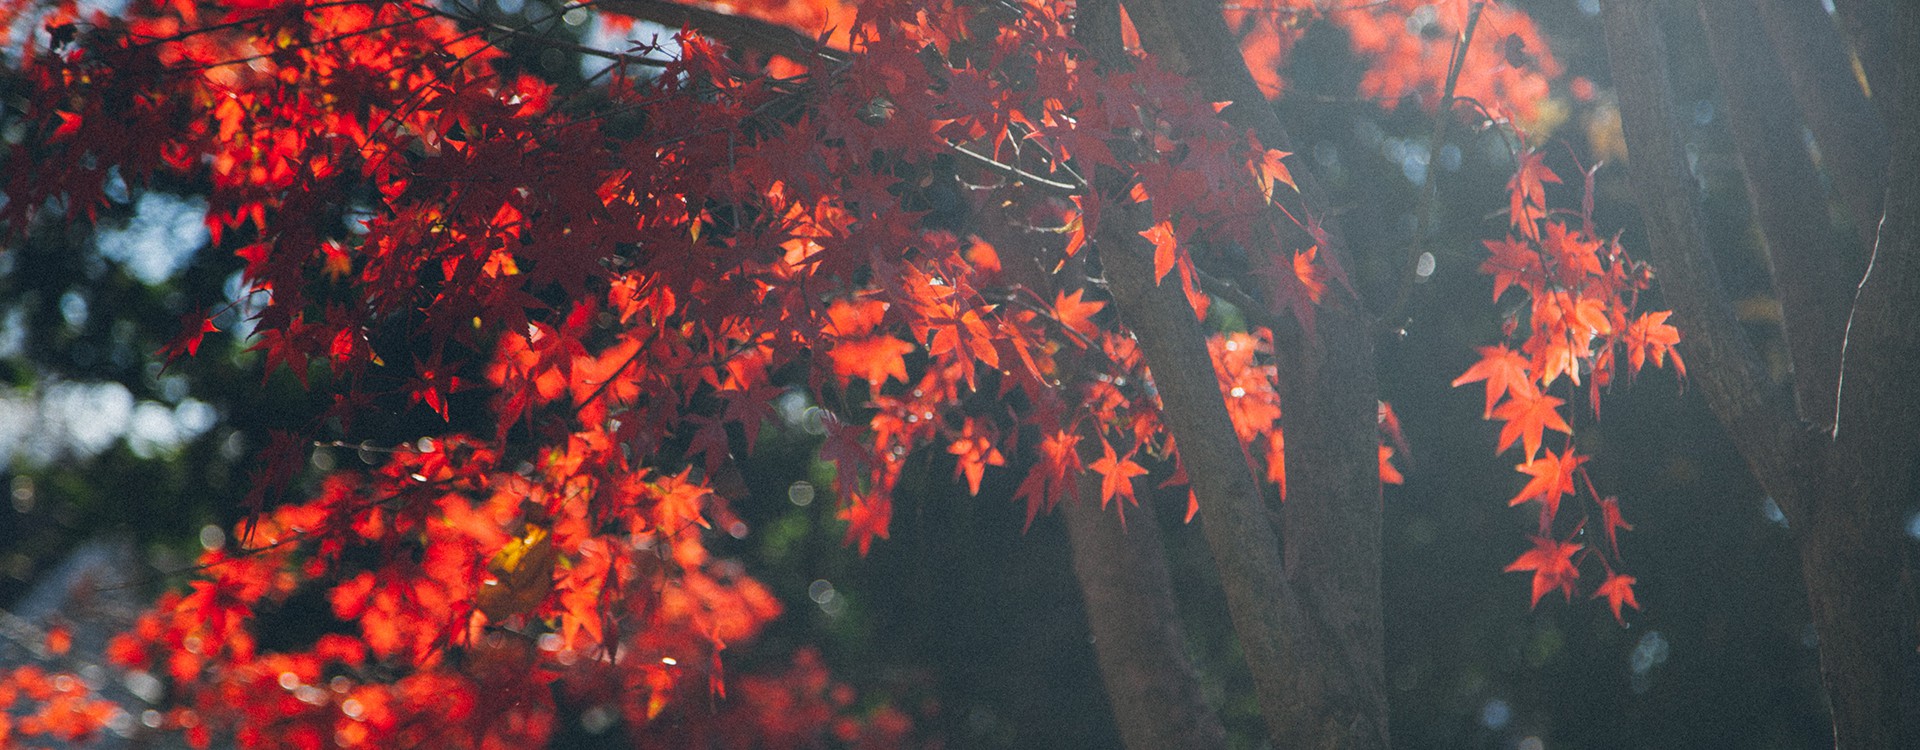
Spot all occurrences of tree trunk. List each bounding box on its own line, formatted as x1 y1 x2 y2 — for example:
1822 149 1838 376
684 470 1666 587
982 16 1230 730
1063 492 1229 750
1103 1 1390 745
1601 0 1920 744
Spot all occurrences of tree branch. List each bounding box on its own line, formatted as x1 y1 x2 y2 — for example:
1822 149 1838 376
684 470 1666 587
595 0 848 65
1094 198 1326 750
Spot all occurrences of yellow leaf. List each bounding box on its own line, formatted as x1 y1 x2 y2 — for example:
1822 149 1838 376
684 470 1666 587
476 524 556 620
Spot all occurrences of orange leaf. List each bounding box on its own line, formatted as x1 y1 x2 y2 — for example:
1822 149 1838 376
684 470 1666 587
1510 447 1585 528
1491 390 1572 460
1139 220 1178 284
1052 288 1106 338
1505 536 1581 607
1592 573 1640 623
828 335 914 388
839 493 892 556
1253 148 1295 203
946 419 1005 496
1508 150 1561 235
1625 310 1685 376
1454 345 1538 417
1598 495 1635 556
1088 437 1148 511
1379 444 1403 485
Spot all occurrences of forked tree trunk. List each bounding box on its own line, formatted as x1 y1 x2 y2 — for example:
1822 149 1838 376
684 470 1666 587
1600 0 1920 744
1068 3 1389 747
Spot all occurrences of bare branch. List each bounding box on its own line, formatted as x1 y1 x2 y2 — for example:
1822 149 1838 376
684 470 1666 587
596 0 848 65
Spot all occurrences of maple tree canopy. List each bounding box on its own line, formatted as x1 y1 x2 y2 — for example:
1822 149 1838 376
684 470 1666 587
0 0 1685 746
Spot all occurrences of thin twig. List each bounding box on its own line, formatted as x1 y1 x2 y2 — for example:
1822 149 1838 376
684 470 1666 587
1386 0 1484 330
948 142 1086 195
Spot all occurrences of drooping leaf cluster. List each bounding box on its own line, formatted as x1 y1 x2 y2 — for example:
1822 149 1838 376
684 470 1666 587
1455 150 1683 621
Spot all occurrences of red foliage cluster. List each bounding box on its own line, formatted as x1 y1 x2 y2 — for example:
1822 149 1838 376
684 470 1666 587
1226 0 1560 122
0 0 1669 744
1456 150 1683 621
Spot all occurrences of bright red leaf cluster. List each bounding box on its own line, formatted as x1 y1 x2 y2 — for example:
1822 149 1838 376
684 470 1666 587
1458 149 1682 621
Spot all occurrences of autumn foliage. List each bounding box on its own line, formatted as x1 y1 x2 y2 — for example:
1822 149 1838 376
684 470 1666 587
0 0 1678 746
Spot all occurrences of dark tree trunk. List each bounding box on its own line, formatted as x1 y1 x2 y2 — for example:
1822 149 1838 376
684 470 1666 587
1099 1 1390 746
1063 494 1229 750
1099 200 1388 750
1601 0 1920 745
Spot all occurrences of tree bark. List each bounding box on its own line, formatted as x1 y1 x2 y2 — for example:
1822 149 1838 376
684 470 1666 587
1752 0 1887 247
1827 0 1895 116
1602 0 1920 744
1697 0 1856 429
1100 202 1386 750
1063 492 1229 750
1107 1 1390 746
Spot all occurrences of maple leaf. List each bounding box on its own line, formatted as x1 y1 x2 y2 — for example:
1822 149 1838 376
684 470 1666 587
825 298 888 338
1252 147 1296 203
1088 437 1148 512
653 467 713 531
1510 448 1586 528
1505 536 1582 607
1491 390 1572 460
1452 345 1539 417
1598 495 1635 556
1379 444 1404 485
1052 288 1106 338
1508 150 1561 235
839 493 891 556
828 335 915 388
947 419 1006 496
1592 573 1640 623
159 310 221 364
1264 429 1287 500
1625 310 1685 376
1481 235 1543 301
1015 429 1084 530
1139 220 1179 284
476 523 557 621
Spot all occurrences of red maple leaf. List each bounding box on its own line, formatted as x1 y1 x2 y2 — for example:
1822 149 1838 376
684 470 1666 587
1452 345 1539 417
1598 495 1635 556
839 493 892 556
1508 150 1561 235
1505 536 1582 607
160 310 221 364
1253 147 1295 203
1480 235 1544 301
1052 288 1106 338
1139 220 1179 284
1088 437 1149 512
1592 573 1640 623
1510 447 1586 528
1379 444 1404 486
1625 310 1685 376
828 335 915 388
1491 389 1572 460
947 419 1006 496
